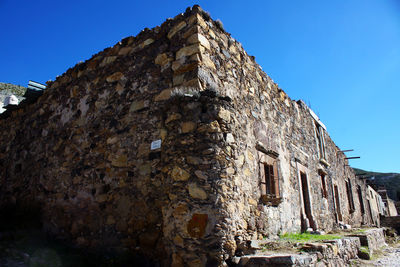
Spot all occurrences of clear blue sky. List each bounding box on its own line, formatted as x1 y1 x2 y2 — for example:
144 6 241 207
1 0 399 173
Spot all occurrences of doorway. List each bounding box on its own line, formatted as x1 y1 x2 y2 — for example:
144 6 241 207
334 185 343 221
300 171 315 231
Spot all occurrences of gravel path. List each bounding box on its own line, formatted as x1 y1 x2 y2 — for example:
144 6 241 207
371 246 400 267
352 243 400 267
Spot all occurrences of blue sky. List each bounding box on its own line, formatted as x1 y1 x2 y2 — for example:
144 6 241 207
1 0 399 172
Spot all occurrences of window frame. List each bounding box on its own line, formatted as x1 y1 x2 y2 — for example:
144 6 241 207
320 172 328 199
257 148 281 206
262 161 279 198
346 180 355 213
315 121 327 161
357 185 365 215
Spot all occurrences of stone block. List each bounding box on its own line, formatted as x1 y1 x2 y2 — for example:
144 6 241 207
106 72 124 83
140 38 154 48
197 120 220 133
176 44 204 59
155 53 171 66
172 61 198 75
200 54 216 70
187 33 210 50
173 234 184 247
137 143 150 158
118 47 133 56
171 166 190 181
188 14 207 29
173 74 184 86
194 170 207 179
115 83 125 95
129 100 148 112
181 121 196 133
226 133 235 143
218 108 231 122
173 204 188 217
100 56 117 67
111 154 128 167
183 25 200 39
168 21 187 39
187 156 202 165
155 88 172 101
188 183 207 200
138 163 151 176
166 113 182 124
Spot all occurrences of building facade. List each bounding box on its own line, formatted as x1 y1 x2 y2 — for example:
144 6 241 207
0 5 381 266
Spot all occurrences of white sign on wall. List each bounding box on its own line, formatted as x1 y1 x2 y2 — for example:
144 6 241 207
151 139 162 150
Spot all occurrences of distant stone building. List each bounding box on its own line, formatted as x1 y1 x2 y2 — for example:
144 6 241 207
368 184 398 217
0 5 383 266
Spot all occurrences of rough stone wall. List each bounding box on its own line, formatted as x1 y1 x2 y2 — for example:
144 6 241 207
353 228 386 254
160 93 237 265
387 199 398 216
0 6 226 265
191 11 376 244
0 5 379 266
381 215 400 231
367 185 383 226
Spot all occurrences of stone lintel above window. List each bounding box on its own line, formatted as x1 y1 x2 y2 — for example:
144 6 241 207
318 168 328 176
319 158 330 167
256 142 279 158
295 157 308 168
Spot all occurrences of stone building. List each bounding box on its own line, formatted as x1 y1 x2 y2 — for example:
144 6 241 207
375 186 398 217
0 5 380 266
386 199 398 217
366 185 383 226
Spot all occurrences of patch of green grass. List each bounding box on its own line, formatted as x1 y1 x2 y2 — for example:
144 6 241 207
354 229 366 233
352 228 372 234
279 232 342 242
360 246 369 254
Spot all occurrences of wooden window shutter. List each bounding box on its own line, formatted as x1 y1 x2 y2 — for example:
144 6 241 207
264 164 273 195
321 174 327 198
260 163 267 195
320 128 326 159
257 148 282 206
273 161 279 197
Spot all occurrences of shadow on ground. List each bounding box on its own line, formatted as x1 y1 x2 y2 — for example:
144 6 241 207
0 204 155 267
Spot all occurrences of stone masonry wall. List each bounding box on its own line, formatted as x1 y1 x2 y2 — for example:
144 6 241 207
387 198 398 216
188 9 376 246
381 215 400 231
0 6 230 266
0 5 378 266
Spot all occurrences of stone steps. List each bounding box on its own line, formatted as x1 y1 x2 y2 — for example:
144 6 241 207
232 237 360 266
234 254 317 267
232 228 387 266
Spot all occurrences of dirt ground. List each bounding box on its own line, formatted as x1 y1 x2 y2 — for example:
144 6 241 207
351 241 400 267
0 229 153 267
2 227 400 266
